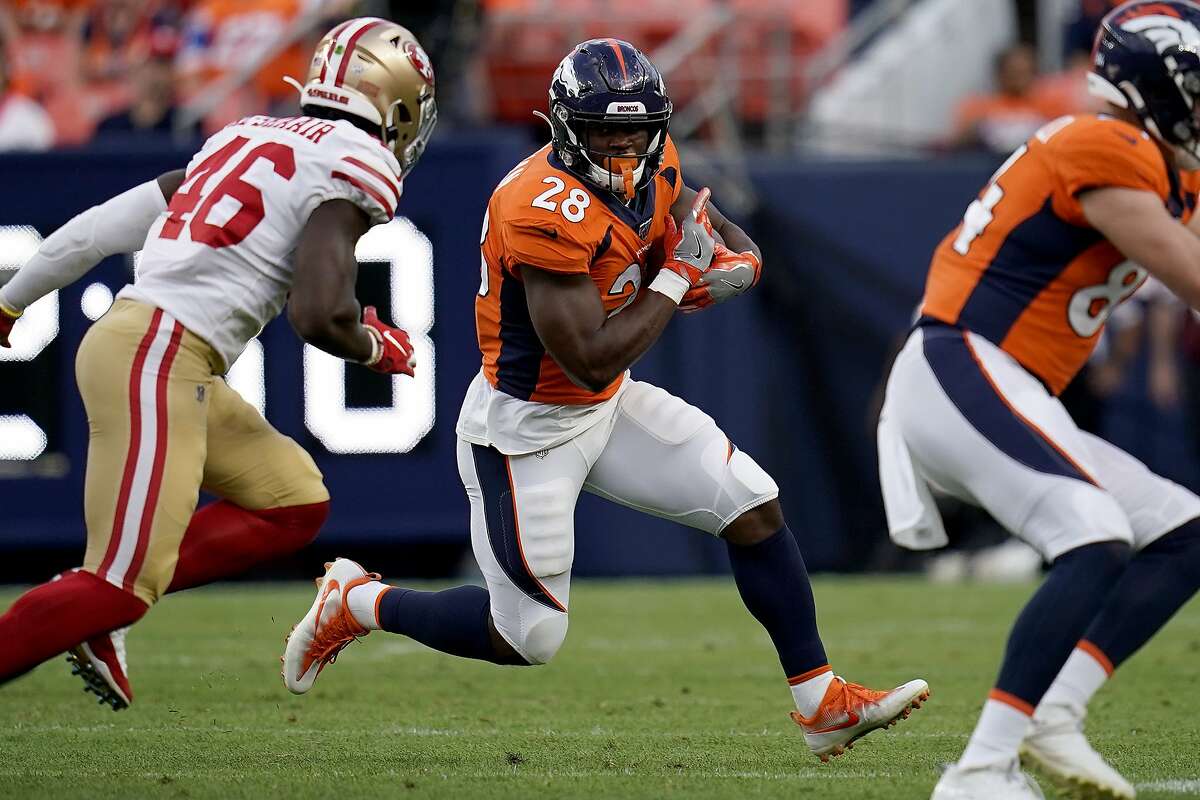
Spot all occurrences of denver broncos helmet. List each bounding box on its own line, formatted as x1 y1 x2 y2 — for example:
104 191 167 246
285 18 437 178
1089 0 1200 164
539 39 671 199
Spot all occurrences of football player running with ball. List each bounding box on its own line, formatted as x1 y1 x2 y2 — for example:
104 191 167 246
284 38 929 763
879 2 1200 797
0 19 435 710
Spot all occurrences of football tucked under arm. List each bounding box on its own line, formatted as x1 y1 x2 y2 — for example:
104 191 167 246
0 173 179 317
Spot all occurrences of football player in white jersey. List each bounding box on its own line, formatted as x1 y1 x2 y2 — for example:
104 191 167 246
0 18 436 710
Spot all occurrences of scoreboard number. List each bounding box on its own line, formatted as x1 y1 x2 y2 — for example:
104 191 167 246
0 226 56 459
0 218 435 461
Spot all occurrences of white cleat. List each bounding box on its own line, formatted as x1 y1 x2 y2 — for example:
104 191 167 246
282 558 378 695
1021 704 1135 799
791 676 930 762
932 760 1046 799
67 626 133 711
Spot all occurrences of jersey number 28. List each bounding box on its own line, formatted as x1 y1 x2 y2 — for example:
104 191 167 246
160 136 295 249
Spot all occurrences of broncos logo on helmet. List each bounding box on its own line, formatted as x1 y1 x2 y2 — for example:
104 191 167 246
1089 0 1200 165
536 39 672 200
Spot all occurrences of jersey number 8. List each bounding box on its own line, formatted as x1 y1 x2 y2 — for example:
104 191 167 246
531 176 590 223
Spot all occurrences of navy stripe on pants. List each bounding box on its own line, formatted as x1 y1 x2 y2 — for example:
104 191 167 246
470 444 565 612
921 323 1096 486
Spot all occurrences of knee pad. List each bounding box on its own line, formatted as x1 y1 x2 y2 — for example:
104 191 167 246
511 610 568 665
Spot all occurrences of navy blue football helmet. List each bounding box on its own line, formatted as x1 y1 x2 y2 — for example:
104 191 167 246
539 39 671 199
1090 0 1200 163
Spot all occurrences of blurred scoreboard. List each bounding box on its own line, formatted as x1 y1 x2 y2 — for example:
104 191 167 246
0 220 437 461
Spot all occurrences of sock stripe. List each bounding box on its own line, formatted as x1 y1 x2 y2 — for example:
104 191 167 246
374 585 393 628
787 664 832 686
988 688 1035 716
1077 639 1115 676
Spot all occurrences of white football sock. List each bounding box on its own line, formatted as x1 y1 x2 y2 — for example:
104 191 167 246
345 581 390 631
790 667 836 718
1037 645 1111 719
959 697 1034 769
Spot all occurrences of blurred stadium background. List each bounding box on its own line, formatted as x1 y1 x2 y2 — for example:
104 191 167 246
1 0 1196 586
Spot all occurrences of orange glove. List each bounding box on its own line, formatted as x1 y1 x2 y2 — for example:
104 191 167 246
660 187 716 285
679 244 762 313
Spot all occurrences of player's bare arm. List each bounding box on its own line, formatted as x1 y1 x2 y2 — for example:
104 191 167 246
156 169 186 202
288 199 377 363
523 264 678 392
1080 187 1200 307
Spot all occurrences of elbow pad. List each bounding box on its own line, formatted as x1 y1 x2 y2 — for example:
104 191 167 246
0 179 168 313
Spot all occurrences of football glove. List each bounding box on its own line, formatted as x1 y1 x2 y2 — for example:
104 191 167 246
0 303 19 348
661 187 716 285
361 306 416 376
680 245 762 313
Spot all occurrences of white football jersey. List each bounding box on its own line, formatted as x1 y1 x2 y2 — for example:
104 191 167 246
120 114 403 369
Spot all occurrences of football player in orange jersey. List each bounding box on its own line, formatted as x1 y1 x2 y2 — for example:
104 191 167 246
879 2 1200 797
284 38 930 763
0 19 433 709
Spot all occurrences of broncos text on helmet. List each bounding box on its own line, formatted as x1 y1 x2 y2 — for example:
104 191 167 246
538 38 671 200
1089 0 1200 166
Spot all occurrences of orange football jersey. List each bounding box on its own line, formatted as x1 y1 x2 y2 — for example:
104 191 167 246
477 137 684 405
922 114 1195 395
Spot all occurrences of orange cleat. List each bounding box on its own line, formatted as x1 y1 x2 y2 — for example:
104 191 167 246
791 676 930 762
282 558 378 694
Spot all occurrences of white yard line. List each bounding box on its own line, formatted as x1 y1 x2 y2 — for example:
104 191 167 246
1138 780 1200 795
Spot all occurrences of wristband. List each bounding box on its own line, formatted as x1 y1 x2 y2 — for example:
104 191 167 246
648 269 690 305
360 325 383 366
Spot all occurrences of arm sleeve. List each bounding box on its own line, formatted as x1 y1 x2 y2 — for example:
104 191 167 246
500 216 595 276
310 137 404 227
0 179 167 313
1051 121 1170 226
1057 124 1168 197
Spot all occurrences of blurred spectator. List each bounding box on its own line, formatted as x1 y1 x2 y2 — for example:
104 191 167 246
176 0 334 132
0 0 87 103
951 43 1073 154
95 34 197 141
1031 50 1106 117
0 43 55 151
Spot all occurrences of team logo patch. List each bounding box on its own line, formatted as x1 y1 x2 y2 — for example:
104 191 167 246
404 41 435 85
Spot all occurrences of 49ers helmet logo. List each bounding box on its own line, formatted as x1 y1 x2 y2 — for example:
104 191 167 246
404 41 435 86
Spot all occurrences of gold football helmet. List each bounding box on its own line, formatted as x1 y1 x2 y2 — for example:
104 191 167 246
286 18 437 178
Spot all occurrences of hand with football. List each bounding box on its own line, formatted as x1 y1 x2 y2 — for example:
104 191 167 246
0 304 19 348
661 187 716 285
679 244 762 313
361 305 416 376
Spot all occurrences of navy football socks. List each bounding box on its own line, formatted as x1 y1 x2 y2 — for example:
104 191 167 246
376 585 525 665
1081 518 1200 669
994 539 1130 707
726 525 829 677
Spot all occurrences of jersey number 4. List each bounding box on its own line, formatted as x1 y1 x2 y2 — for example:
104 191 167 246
160 136 296 249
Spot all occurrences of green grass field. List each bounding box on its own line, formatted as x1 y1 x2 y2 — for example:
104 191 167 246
1 577 1197 799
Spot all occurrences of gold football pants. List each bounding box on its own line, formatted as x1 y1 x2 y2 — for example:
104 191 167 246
77 300 328 605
